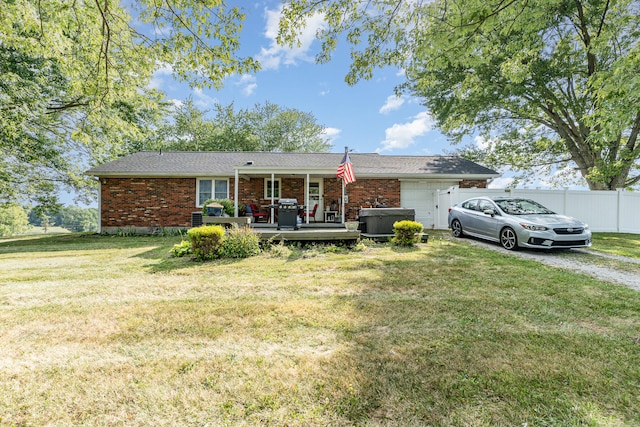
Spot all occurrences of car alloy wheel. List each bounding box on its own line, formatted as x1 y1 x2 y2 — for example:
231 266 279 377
500 227 518 250
451 219 464 238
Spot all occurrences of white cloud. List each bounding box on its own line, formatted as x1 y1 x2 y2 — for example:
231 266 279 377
488 176 514 188
169 99 184 110
257 7 325 70
323 127 341 144
192 88 218 109
236 74 258 96
378 111 435 151
474 135 491 150
148 63 174 90
379 95 405 114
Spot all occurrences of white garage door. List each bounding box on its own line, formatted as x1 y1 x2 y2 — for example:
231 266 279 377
401 181 457 229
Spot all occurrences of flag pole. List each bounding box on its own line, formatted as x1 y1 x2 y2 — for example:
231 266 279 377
341 176 345 223
341 146 347 223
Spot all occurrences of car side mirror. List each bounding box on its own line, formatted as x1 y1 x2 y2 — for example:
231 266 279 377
484 209 496 217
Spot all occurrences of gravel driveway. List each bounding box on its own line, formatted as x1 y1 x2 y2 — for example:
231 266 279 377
462 238 640 291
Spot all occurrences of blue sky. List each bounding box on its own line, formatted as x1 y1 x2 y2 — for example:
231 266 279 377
148 0 455 159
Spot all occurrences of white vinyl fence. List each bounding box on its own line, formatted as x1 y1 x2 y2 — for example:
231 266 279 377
435 187 640 234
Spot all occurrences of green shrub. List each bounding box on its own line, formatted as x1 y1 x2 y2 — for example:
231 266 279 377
220 225 260 258
170 240 192 257
391 220 424 246
187 225 226 260
202 199 244 217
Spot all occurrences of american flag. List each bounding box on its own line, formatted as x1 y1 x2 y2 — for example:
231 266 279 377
337 152 356 184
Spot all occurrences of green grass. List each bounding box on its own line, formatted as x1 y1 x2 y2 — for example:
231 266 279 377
591 232 640 259
1 232 639 426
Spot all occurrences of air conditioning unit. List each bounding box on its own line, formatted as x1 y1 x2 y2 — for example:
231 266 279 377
191 211 203 227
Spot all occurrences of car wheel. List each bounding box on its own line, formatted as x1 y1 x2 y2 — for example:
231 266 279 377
451 219 464 238
500 227 518 250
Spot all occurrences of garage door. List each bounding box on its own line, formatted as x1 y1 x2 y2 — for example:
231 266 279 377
401 181 456 229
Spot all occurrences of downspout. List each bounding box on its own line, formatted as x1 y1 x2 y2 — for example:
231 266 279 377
97 177 102 234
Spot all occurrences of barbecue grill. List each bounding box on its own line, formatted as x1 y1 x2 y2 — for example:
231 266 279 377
276 198 301 230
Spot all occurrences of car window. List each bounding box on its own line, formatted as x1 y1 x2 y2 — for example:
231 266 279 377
461 199 478 211
478 200 495 212
495 199 555 215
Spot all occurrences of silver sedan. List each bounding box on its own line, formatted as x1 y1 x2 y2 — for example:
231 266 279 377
448 197 592 250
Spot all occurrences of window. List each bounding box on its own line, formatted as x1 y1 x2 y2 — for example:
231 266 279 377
461 199 478 211
478 200 495 212
197 178 228 206
264 178 281 199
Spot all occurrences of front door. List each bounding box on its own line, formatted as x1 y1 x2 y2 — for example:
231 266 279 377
308 179 323 216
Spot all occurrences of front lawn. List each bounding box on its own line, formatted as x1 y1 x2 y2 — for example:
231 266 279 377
0 233 638 426
590 232 640 259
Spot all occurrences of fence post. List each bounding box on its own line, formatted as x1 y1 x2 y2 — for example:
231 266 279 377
617 188 622 233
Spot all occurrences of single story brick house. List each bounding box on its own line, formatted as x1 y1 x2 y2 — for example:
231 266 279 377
86 151 499 234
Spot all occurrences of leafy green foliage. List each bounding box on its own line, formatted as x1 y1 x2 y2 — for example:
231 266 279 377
279 0 640 190
391 220 424 246
170 240 192 258
201 199 242 217
220 226 260 259
144 100 331 153
0 203 31 236
27 206 98 233
0 0 258 208
187 225 225 261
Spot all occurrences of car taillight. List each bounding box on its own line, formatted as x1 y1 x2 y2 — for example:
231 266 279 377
448 207 452 212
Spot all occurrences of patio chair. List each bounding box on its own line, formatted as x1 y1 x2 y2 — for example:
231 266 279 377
302 203 318 222
248 203 269 222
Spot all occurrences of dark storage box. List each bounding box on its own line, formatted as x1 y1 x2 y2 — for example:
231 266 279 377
358 208 415 234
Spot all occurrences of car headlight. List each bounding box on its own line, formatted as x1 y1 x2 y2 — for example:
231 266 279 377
584 224 590 230
519 223 548 231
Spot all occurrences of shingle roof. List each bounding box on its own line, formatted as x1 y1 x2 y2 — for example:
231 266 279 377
86 151 499 178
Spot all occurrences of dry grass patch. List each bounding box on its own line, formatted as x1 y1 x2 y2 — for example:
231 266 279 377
0 233 639 426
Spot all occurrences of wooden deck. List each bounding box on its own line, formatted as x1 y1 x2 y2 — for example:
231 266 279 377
250 223 360 241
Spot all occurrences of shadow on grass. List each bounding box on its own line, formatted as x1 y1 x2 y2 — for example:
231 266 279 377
0 233 105 254
307 242 640 425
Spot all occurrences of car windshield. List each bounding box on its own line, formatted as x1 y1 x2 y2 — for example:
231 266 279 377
494 199 555 215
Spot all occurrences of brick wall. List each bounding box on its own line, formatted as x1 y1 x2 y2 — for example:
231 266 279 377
101 178 197 228
459 179 488 188
324 178 401 221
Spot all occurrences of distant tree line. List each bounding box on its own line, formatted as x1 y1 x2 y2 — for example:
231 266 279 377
0 204 98 237
135 99 331 153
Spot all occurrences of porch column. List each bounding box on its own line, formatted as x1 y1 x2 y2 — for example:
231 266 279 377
305 173 310 224
270 172 275 224
234 169 239 217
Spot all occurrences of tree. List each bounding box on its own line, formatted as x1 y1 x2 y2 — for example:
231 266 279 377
279 0 640 190
58 206 99 232
145 101 331 152
0 203 30 236
1 0 259 207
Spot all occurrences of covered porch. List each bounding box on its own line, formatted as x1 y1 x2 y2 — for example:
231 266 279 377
231 163 350 225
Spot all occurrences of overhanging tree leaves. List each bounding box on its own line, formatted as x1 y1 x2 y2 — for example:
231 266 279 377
0 0 259 206
279 0 640 189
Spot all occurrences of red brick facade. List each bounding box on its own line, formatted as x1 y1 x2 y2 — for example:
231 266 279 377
459 179 488 189
100 176 483 230
101 178 198 228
